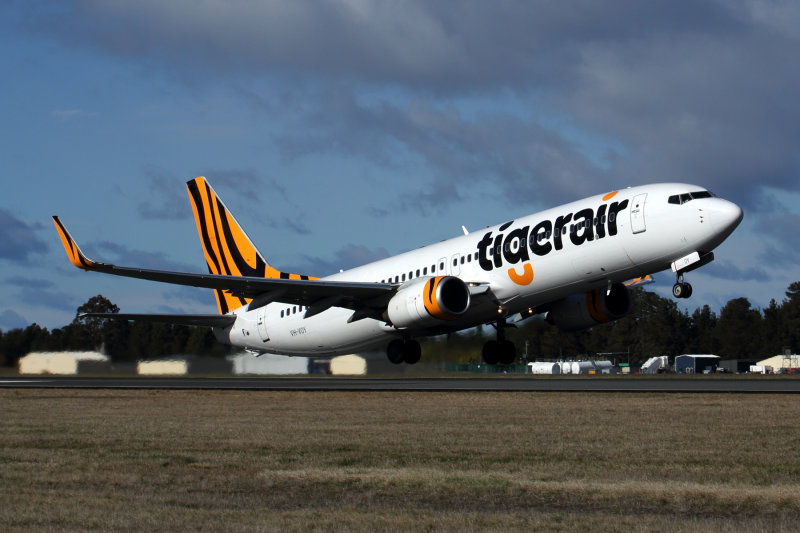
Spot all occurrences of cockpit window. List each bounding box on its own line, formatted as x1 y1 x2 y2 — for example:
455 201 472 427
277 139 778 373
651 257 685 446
691 190 713 199
668 190 714 205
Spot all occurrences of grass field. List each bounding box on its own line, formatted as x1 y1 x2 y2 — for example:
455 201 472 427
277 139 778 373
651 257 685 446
1 390 799 531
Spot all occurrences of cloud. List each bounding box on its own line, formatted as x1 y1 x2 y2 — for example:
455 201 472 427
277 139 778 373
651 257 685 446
16 286 77 312
52 109 94 119
0 209 48 264
275 93 609 208
296 243 391 276
7 276 55 289
88 241 197 271
0 309 29 331
163 286 217 307
705 261 770 282
137 171 191 220
25 1 800 214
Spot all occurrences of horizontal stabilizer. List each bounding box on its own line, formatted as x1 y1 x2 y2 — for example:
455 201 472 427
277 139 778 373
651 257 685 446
624 275 654 287
82 313 236 328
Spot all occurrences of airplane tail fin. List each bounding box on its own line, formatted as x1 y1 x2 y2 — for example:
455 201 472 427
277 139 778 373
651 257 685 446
186 176 315 314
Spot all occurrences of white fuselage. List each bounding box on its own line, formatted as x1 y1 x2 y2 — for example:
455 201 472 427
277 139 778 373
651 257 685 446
222 183 742 356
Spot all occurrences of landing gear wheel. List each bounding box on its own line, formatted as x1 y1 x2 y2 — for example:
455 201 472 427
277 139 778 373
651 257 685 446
402 340 421 365
387 339 405 364
672 283 685 299
482 340 499 365
672 282 693 299
498 340 516 365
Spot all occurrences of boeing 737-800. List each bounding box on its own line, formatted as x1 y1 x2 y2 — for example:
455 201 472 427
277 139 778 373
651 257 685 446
53 177 742 364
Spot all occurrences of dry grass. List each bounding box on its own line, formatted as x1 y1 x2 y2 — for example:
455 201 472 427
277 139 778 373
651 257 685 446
1 390 799 531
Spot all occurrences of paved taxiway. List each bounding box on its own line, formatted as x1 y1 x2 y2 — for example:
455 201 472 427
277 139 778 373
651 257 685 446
1 376 799 393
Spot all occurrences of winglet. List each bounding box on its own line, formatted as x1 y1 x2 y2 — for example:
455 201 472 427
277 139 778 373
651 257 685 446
52 216 103 271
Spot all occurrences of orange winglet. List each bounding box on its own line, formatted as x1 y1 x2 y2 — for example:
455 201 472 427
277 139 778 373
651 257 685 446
52 216 102 271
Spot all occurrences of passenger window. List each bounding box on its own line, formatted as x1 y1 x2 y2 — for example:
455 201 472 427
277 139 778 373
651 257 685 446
440 262 444 270
402 274 406 282
609 213 615 223
423 267 427 275
460 256 465 264
416 269 420 277
467 254 471 262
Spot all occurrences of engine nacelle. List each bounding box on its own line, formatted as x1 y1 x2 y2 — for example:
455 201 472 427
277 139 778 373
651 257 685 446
548 283 632 331
386 276 471 329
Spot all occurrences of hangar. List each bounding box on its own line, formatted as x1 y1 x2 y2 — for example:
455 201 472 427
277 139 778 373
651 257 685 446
675 354 720 374
137 356 233 375
756 354 800 373
18 351 111 375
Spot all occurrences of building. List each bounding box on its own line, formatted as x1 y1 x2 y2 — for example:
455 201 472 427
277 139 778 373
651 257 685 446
718 359 756 373
755 355 800 373
674 354 720 374
330 354 367 375
137 355 233 375
19 351 111 375
228 353 311 375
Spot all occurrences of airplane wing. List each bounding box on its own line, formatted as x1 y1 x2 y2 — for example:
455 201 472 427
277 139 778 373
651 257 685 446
53 216 394 316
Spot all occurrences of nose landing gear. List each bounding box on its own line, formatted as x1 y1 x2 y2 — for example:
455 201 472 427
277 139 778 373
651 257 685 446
672 273 693 299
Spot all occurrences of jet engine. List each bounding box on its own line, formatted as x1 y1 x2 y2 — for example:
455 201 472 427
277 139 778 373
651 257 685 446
386 276 471 329
548 283 632 331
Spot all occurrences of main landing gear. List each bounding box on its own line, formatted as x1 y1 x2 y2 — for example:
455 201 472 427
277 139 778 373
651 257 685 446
482 317 517 365
387 338 421 365
672 272 693 299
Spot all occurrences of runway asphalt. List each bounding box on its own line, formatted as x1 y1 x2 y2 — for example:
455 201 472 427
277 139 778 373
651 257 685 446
1 376 799 393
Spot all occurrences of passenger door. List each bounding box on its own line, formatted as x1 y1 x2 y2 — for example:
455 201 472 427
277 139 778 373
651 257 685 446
630 193 647 234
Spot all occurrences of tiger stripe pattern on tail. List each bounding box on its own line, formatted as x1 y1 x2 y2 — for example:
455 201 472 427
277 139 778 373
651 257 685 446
186 176 316 314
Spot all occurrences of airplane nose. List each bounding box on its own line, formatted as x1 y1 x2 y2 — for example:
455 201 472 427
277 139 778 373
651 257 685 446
710 199 743 236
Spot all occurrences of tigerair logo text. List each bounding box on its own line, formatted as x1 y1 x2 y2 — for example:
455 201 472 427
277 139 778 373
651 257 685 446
476 197 629 285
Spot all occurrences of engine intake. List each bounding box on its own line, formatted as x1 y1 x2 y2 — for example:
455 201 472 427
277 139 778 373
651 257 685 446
386 276 470 329
548 283 632 331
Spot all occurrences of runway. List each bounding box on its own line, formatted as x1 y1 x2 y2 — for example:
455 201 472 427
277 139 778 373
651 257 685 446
1 376 799 393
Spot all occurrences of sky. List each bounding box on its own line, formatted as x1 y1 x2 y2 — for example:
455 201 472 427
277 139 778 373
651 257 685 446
2 0 800 331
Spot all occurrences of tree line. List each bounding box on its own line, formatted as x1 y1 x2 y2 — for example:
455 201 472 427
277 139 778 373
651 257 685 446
2 283 800 367
0 295 228 367
422 281 800 364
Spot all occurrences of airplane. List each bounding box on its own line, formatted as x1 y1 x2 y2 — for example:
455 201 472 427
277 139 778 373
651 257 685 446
53 177 743 365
